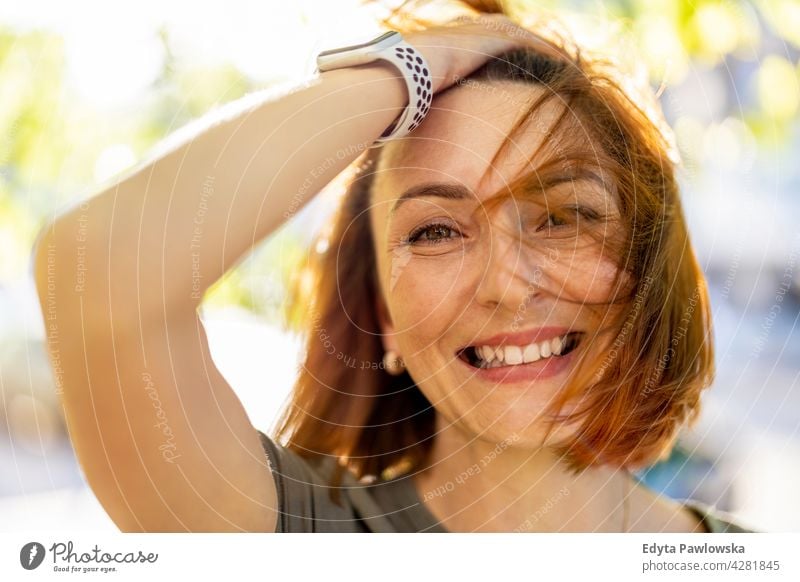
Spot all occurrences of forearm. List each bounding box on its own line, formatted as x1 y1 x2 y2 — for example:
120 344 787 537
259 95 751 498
36 64 405 331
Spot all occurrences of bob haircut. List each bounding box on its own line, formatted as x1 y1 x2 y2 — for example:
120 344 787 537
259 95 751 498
274 0 714 500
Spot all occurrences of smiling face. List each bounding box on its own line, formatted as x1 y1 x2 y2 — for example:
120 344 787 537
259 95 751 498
368 80 631 448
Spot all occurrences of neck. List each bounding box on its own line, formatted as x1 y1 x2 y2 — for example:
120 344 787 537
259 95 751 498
412 415 633 532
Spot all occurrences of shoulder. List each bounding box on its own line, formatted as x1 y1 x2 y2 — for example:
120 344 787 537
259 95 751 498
630 479 758 533
256 430 398 532
256 431 361 532
682 499 760 533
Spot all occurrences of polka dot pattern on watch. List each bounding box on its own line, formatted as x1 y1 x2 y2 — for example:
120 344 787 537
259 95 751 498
374 41 433 142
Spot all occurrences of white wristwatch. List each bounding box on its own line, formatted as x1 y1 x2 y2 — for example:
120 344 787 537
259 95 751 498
316 31 433 143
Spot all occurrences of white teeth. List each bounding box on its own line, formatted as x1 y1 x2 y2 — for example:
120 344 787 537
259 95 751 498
540 341 551 358
522 343 540 363
504 345 523 365
470 333 575 368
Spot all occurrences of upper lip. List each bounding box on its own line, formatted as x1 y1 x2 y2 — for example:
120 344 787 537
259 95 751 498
457 326 579 352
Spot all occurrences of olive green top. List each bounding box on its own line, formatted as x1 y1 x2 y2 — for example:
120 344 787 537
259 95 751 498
258 431 756 533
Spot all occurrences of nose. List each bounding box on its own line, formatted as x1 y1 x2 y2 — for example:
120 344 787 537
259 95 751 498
473 228 551 318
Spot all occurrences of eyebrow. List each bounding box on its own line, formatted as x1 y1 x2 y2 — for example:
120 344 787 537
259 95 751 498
390 183 472 215
389 172 613 216
534 170 613 194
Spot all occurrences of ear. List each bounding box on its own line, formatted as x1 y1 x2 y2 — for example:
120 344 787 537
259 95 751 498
374 292 401 354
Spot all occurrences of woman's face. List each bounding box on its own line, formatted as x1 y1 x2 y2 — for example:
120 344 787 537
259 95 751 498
369 80 627 447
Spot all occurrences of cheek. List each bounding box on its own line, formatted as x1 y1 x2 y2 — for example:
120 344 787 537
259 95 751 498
383 253 471 349
540 245 628 306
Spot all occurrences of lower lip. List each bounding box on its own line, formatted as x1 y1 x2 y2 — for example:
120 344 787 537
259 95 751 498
457 346 578 384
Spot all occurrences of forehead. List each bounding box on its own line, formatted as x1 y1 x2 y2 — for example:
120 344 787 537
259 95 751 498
372 80 569 205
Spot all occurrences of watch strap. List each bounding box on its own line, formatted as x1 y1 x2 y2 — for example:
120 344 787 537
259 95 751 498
373 40 433 142
316 32 433 143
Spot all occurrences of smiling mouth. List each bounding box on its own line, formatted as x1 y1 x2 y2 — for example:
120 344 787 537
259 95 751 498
457 331 585 369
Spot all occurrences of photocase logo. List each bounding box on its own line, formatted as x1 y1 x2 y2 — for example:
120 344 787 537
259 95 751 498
20 542 46 570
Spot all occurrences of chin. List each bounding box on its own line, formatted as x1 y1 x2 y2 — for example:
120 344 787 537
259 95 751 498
452 403 566 449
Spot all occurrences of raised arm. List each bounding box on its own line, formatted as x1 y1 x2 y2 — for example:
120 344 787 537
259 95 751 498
31 17 533 532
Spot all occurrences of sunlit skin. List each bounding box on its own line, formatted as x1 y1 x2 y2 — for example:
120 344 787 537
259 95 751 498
368 80 704 532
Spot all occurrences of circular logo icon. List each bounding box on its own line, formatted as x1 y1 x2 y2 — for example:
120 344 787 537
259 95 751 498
20 542 46 570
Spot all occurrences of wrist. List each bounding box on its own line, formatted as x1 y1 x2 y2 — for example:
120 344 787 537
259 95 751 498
318 64 408 136
316 31 433 142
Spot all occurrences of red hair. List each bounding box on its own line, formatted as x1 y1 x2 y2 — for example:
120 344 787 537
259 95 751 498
274 0 714 500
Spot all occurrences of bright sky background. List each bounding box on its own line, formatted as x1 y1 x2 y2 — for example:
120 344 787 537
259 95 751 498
0 0 381 108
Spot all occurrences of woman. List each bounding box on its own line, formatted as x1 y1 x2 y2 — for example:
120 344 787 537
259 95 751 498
34 0 752 532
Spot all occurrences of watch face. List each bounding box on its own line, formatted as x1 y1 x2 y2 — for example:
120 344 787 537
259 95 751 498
317 31 400 57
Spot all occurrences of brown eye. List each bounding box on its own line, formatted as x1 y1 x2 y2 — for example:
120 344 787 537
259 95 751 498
536 212 567 232
408 223 459 244
535 205 600 233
